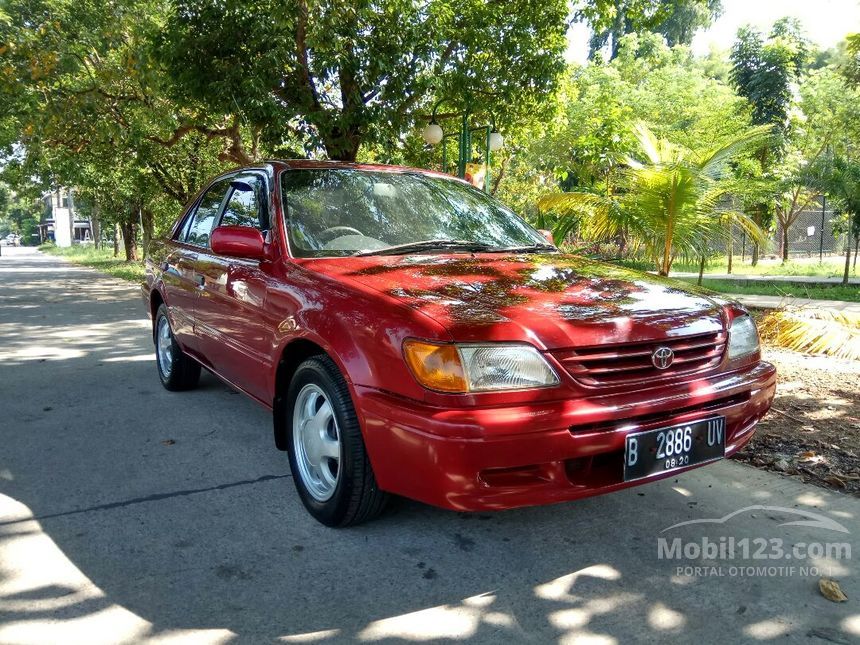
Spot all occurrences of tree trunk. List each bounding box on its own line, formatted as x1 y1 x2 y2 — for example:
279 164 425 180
752 243 759 267
781 224 789 263
727 224 733 275
141 208 155 260
90 204 101 250
844 217 853 286
324 130 361 162
67 189 76 245
114 223 121 257
697 254 706 286
854 233 858 270
121 220 138 262
660 218 674 277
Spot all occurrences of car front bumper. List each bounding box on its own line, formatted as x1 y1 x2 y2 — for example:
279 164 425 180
355 361 776 511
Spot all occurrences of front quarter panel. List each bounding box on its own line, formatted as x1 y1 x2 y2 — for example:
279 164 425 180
267 260 452 403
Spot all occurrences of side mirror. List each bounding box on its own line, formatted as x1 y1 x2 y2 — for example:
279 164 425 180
538 229 555 245
210 225 267 260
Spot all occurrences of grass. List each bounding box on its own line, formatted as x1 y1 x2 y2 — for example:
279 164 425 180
615 255 857 279
39 243 145 282
676 277 860 303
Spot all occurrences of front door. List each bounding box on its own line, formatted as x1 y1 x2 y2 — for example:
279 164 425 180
194 173 276 403
162 177 233 355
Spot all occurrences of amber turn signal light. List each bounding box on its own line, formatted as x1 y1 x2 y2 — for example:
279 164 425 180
402 340 468 393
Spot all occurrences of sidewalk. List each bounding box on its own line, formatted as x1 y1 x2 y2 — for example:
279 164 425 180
731 293 860 315
671 271 859 285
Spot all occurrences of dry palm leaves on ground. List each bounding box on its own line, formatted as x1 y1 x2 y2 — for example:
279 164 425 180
734 347 860 495
757 307 860 360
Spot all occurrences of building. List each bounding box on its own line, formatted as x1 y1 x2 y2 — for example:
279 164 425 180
38 188 92 247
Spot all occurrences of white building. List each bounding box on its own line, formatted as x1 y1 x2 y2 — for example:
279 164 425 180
39 188 92 247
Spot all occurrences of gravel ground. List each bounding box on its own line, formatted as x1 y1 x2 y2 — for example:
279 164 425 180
735 345 860 495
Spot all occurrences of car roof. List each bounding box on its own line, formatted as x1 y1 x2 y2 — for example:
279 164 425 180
265 159 465 183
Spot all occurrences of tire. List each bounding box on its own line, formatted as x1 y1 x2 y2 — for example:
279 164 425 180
154 304 201 391
286 355 388 527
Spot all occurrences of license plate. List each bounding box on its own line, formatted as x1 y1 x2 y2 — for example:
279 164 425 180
623 416 726 482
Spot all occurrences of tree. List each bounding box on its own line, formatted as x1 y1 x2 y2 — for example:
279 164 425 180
729 18 809 264
840 33 860 85
573 0 722 59
819 157 860 285
730 19 808 130
769 67 859 261
501 34 753 247
0 0 230 258
537 124 770 276
158 0 569 162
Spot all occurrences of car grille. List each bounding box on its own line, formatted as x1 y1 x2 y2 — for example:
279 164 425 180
552 331 727 387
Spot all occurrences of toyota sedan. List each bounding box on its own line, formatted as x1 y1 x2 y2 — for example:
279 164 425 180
142 160 776 526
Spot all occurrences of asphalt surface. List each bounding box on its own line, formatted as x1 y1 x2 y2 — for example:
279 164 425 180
0 246 858 645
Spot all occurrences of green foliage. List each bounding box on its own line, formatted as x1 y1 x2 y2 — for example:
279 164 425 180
501 36 754 243
0 0 232 258
573 0 722 58
0 181 40 243
539 123 771 275
159 0 569 161
817 156 860 274
729 19 809 130
841 33 860 86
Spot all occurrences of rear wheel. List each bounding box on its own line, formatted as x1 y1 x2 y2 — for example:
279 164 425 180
154 304 201 391
286 355 388 526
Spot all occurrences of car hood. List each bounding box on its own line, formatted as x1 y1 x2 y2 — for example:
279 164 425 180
301 253 729 350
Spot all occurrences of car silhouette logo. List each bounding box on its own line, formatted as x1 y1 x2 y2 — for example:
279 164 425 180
652 346 674 369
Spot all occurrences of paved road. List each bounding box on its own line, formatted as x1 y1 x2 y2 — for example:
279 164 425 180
1 247 858 645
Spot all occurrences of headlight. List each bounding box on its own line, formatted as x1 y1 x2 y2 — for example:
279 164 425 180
728 315 760 360
403 340 560 393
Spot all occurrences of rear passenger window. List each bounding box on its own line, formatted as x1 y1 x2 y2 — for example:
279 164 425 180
221 177 264 230
184 180 231 247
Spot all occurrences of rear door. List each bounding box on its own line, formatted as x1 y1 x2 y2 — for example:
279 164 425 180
194 173 276 402
161 177 232 355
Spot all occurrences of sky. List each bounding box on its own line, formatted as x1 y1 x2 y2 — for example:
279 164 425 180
566 0 860 63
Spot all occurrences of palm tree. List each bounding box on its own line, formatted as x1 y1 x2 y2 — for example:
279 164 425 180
538 124 772 276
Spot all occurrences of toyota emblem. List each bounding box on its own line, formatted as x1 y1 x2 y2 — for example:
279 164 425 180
651 346 674 369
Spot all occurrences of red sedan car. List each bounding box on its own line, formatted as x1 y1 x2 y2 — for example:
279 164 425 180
142 160 776 526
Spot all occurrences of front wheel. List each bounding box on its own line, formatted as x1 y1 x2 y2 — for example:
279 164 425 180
154 304 201 391
286 355 388 527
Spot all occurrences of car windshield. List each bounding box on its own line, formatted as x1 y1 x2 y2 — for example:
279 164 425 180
281 168 551 257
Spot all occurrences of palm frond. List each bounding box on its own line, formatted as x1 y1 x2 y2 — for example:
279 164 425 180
759 308 860 361
697 125 774 180
537 192 617 245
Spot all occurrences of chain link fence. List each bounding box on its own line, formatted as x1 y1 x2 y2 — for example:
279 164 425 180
725 196 848 260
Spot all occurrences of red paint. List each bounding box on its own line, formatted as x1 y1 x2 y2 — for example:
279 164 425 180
142 160 776 512
210 226 267 259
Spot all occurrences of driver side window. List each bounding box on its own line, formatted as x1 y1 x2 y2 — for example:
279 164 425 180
184 179 231 247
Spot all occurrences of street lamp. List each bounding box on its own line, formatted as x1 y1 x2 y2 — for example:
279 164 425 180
420 99 503 192
421 121 444 146
488 131 504 152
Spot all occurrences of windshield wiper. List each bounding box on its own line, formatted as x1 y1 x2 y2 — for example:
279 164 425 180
483 243 558 253
355 239 495 256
